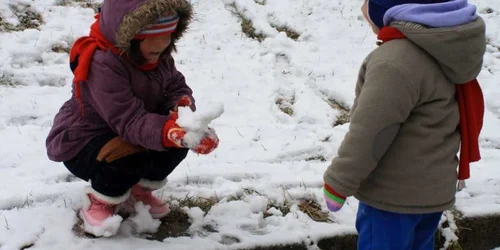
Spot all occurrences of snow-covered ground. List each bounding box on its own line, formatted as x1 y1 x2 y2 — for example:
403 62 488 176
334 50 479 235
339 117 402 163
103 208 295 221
0 0 499 249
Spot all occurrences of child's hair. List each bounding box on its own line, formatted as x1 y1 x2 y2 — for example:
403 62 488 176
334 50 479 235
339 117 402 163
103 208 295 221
127 39 147 65
126 39 176 65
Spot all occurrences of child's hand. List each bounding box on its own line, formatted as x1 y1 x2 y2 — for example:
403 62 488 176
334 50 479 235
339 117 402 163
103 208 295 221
324 183 346 212
162 112 187 148
191 128 219 154
162 113 219 154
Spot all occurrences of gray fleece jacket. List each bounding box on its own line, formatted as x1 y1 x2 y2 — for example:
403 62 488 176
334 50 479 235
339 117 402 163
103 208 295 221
324 18 486 213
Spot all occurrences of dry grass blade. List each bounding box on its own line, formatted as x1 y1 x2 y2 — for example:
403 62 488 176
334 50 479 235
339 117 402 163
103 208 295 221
226 2 267 42
55 0 101 13
52 44 70 53
178 194 219 214
298 200 332 223
276 95 295 116
325 99 350 126
272 25 300 40
305 155 327 162
0 4 43 32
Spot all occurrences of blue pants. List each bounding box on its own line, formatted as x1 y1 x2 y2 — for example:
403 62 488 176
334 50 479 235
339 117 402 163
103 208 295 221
356 202 443 250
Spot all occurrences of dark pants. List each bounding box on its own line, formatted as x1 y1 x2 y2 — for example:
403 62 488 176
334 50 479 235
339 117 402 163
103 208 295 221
64 133 189 197
356 202 443 250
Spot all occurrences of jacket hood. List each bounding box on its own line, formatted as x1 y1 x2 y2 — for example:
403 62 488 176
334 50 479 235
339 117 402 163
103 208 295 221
99 0 192 50
392 17 486 84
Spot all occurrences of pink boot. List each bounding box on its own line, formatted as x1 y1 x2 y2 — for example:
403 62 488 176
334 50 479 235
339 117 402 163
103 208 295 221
124 179 169 219
80 186 130 237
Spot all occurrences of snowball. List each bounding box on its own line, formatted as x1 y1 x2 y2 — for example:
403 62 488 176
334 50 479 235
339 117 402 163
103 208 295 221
176 103 224 148
119 202 161 236
249 195 268 214
266 207 283 217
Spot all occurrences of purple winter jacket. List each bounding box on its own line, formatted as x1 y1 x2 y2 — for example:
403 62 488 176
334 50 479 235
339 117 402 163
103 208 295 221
46 0 194 162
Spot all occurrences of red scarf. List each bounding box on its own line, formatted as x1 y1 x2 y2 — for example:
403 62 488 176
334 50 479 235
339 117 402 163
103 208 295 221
69 14 158 115
377 27 484 180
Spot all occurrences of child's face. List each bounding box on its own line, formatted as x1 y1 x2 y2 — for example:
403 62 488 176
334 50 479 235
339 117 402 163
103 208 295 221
139 33 172 64
361 0 380 34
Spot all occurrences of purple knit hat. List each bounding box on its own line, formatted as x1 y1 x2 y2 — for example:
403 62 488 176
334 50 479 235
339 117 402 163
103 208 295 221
368 0 448 28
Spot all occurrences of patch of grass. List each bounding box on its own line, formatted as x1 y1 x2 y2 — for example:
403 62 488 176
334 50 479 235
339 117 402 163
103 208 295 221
305 155 327 162
0 18 16 32
276 95 295 116
272 25 300 40
149 209 191 241
227 2 300 41
227 3 267 42
202 224 219 233
267 188 293 216
334 112 350 127
220 235 241 245
178 194 219 214
0 4 43 32
298 200 332 223
54 0 72 6
326 98 351 126
52 44 71 53
228 188 263 202
227 188 293 218
12 5 42 30
240 16 266 41
264 202 291 218
74 0 101 12
436 209 464 250
0 74 22 87
55 0 101 13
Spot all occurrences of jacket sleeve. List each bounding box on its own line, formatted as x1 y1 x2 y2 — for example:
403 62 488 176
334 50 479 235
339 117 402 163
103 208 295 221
323 61 419 197
159 55 196 114
81 53 170 151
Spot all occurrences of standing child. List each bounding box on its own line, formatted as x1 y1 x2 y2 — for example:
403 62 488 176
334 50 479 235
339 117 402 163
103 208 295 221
46 0 219 237
323 0 485 249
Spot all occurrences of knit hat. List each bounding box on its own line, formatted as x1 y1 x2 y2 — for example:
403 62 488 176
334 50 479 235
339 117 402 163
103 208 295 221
368 0 447 28
134 13 179 40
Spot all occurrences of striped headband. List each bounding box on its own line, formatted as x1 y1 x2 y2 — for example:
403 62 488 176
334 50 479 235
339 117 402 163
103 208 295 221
134 13 179 39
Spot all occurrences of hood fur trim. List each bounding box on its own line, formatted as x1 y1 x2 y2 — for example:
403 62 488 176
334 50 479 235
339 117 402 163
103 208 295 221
115 0 192 49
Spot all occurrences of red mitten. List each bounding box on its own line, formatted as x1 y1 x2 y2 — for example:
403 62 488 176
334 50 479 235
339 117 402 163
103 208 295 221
192 128 219 154
171 95 194 112
177 96 192 107
162 113 187 148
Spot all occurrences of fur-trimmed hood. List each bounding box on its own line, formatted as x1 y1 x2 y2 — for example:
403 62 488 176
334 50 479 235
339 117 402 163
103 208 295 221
99 0 192 50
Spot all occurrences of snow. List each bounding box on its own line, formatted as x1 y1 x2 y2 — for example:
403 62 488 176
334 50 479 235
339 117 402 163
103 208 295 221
119 202 162 236
0 0 499 249
176 103 224 148
438 211 460 250
81 212 122 238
